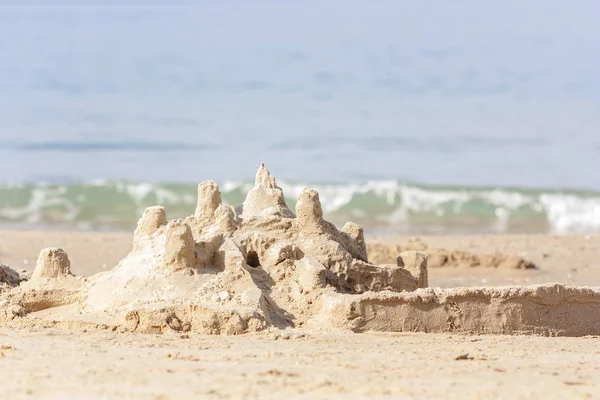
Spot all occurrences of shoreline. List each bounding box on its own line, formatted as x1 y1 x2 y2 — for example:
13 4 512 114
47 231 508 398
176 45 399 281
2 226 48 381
1 230 598 288
3 179 600 236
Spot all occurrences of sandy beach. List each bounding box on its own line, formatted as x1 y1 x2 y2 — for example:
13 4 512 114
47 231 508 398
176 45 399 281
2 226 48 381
4 3 600 398
2 231 599 288
1 231 599 399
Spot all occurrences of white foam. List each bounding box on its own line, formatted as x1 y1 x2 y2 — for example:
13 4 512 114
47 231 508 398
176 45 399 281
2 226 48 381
540 194 600 234
0 186 79 223
124 182 156 205
170 180 600 234
2 180 600 234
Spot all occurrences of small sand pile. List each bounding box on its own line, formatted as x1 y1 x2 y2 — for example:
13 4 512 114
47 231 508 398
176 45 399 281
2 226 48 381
1 164 599 337
30 248 72 280
368 238 537 269
0 263 25 294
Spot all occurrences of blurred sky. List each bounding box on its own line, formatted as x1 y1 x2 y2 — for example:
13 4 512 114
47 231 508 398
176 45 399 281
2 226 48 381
0 2 599 187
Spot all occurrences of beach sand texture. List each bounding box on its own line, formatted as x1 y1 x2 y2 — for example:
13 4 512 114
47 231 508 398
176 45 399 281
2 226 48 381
0 232 599 399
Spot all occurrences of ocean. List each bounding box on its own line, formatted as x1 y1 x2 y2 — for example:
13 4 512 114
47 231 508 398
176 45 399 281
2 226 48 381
1 2 599 234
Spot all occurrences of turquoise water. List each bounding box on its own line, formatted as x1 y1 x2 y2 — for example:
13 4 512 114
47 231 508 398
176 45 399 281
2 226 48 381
0 3 599 233
1 179 599 235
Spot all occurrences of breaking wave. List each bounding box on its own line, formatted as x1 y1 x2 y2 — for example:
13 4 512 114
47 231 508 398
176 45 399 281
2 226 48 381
1 180 599 235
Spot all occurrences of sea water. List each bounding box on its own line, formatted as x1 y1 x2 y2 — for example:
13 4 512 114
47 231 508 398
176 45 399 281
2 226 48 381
1 2 599 234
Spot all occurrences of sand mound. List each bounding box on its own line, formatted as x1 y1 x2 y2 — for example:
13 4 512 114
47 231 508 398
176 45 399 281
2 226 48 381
1 164 598 337
0 263 26 293
368 238 537 269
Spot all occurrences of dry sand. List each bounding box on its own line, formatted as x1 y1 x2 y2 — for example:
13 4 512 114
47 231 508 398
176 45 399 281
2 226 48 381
1 231 599 399
1 327 599 400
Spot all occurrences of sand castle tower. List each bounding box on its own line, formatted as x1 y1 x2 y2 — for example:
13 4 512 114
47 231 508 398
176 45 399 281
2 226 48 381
31 247 72 281
240 163 295 218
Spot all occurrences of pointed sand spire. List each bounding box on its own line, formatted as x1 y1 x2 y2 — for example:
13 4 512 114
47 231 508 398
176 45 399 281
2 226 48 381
255 162 278 189
241 163 294 218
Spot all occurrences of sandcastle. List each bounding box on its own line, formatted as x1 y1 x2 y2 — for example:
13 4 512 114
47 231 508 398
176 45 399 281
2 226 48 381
1 164 600 336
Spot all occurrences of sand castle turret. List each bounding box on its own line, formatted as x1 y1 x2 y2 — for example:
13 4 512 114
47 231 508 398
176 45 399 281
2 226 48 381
31 247 71 280
135 205 167 236
133 206 167 250
241 163 295 218
341 221 368 260
397 251 428 288
163 220 196 271
341 222 365 247
256 162 277 188
214 204 238 234
195 180 222 220
295 188 326 233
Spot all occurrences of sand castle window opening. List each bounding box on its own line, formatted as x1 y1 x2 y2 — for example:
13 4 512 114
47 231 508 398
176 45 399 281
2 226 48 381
246 250 261 268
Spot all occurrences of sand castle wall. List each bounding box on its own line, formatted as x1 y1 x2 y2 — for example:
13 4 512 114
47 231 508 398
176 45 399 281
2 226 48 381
323 284 600 337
